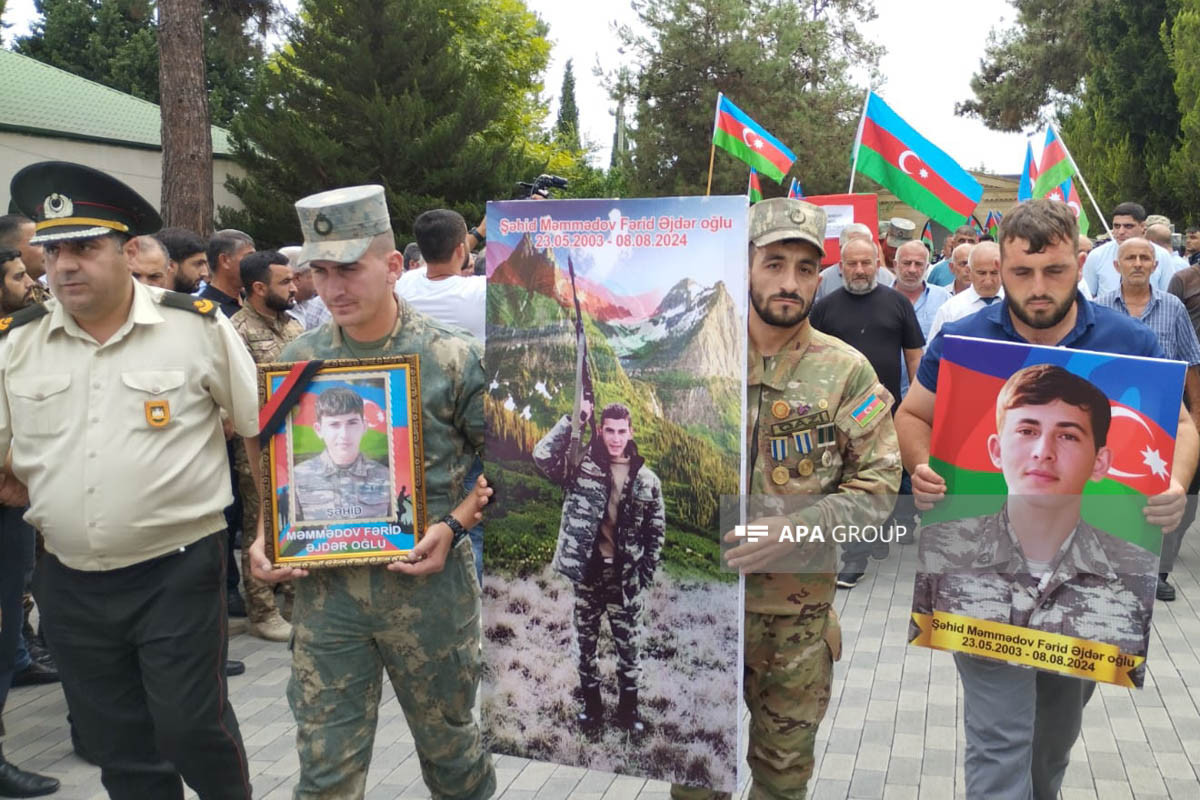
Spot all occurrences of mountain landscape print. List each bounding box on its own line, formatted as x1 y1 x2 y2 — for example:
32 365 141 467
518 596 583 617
481 196 749 792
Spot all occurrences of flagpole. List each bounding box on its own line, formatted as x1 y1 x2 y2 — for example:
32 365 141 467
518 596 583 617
707 92 723 196
847 88 872 193
1050 123 1110 238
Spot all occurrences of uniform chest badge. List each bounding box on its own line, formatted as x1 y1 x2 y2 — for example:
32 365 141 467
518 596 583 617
771 400 790 419
797 458 814 477
770 465 790 485
145 400 170 428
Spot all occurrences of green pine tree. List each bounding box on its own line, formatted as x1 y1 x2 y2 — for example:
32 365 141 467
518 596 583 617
219 0 552 244
555 58 580 150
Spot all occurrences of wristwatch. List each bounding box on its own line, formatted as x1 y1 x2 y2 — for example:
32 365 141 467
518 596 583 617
469 228 486 245
441 514 469 547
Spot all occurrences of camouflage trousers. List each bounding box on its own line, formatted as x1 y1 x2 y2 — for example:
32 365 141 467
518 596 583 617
670 609 839 800
574 560 644 694
287 539 495 799
237 469 292 623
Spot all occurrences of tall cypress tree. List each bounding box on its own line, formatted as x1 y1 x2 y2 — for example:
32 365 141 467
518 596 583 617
221 0 550 243
555 58 580 150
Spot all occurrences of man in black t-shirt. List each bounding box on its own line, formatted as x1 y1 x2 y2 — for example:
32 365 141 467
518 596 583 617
811 239 925 411
811 237 925 588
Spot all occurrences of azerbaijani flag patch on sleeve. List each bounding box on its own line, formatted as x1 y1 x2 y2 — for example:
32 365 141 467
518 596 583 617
850 394 886 427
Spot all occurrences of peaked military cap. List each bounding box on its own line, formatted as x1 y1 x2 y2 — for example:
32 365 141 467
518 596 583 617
10 161 162 245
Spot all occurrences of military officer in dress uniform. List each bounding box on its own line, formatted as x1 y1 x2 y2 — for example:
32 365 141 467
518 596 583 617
671 198 901 800
5 161 257 799
247 185 495 799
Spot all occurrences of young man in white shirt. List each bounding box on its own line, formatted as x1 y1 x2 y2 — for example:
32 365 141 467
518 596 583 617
395 209 485 341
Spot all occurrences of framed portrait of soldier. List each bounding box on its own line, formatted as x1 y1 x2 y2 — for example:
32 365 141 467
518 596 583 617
909 336 1185 687
257 356 427 568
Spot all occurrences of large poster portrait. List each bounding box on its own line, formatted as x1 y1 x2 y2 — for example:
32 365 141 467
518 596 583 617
482 196 747 792
910 335 1186 687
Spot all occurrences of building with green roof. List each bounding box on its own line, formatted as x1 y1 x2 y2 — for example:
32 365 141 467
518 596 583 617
1 48 245 217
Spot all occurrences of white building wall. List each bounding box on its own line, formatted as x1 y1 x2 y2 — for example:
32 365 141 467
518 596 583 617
1 131 246 220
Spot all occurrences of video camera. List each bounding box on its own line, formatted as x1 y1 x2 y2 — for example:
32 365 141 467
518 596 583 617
514 174 568 199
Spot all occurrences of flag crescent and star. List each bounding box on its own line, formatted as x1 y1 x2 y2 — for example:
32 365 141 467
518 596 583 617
742 127 764 150
898 149 929 180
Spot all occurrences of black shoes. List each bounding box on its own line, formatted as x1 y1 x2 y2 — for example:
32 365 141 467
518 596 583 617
225 660 246 677
0 751 59 797
10 662 58 688
1157 575 1177 602
615 689 645 734
836 571 865 589
577 686 603 736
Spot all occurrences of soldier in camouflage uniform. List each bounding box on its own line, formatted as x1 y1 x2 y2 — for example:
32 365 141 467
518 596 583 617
230 249 303 641
533 399 665 733
292 387 393 522
672 198 901 800
912 363 1157 683
248 185 494 800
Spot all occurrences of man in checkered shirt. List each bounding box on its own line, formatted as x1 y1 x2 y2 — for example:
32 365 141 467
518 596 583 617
1095 235 1200 602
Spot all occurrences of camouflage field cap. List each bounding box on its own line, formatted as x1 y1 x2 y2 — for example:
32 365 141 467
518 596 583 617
749 198 827 257
886 217 915 247
295 184 391 266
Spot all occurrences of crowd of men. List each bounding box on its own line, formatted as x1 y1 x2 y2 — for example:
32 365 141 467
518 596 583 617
0 156 1197 800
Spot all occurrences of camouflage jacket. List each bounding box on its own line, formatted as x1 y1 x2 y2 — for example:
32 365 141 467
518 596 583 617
747 324 901 616
912 506 1156 683
293 451 393 522
533 414 666 591
279 300 484 526
230 302 303 364
231 303 302 474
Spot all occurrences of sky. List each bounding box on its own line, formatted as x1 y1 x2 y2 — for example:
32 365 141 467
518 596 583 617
4 0 1031 174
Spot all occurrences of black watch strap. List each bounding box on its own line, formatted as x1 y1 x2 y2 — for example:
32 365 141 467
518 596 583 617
441 514 469 546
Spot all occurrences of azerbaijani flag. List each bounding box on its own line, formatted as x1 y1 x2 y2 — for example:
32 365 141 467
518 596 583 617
1033 128 1076 199
748 168 764 204
1018 140 1038 202
984 210 1002 238
920 220 934 251
928 336 1186 553
1061 177 1089 237
853 91 983 231
712 94 796 183
787 177 804 199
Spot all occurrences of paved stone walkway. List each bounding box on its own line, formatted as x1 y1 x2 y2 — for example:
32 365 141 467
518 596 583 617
7 528 1200 799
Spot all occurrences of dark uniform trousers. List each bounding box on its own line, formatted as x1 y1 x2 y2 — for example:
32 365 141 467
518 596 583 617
0 506 36 734
34 532 252 800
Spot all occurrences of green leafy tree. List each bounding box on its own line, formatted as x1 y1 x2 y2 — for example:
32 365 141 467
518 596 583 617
613 0 881 197
1165 0 1200 222
956 0 1091 131
15 0 265 126
554 58 580 150
220 0 553 244
963 0 1184 219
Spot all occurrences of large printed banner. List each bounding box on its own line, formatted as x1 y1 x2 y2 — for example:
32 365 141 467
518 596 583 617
910 336 1185 687
483 197 747 792
803 193 878 266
